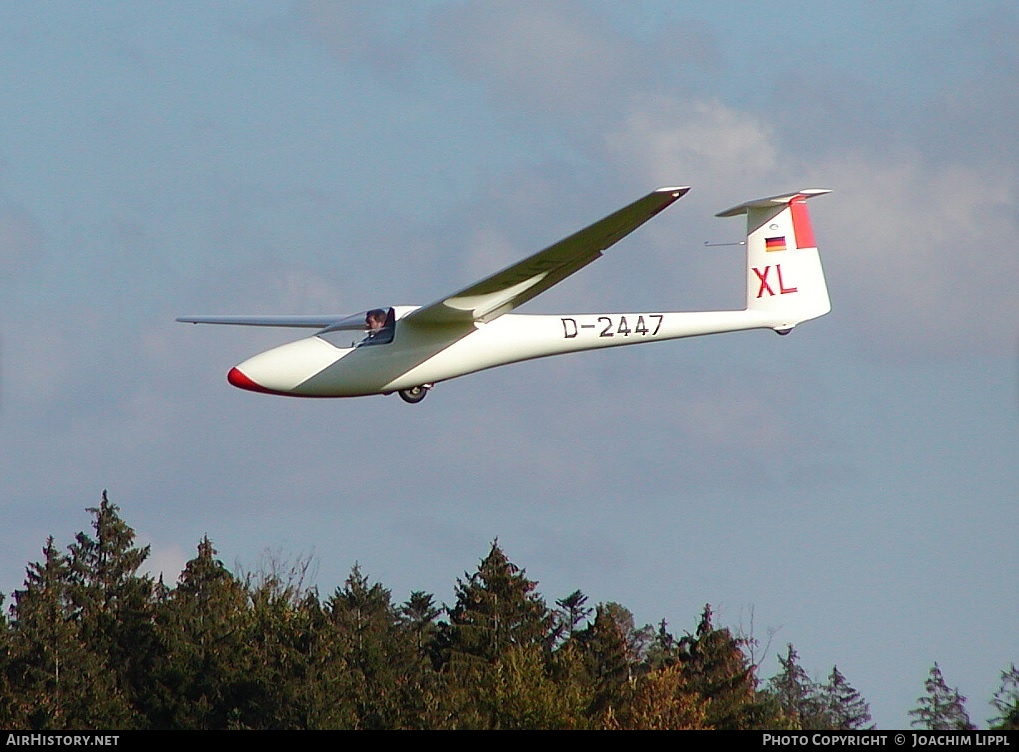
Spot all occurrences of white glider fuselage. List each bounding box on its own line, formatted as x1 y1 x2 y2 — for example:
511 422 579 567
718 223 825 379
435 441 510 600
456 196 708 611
182 186 831 403
231 307 780 398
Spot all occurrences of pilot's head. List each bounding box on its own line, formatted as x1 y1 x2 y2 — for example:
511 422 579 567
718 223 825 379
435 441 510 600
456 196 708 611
366 309 387 330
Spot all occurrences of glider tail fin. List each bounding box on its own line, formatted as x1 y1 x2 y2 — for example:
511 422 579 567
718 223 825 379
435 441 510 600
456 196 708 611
716 189 832 333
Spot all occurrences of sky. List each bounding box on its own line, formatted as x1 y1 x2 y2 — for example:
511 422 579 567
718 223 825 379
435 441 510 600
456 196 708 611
1 0 1016 729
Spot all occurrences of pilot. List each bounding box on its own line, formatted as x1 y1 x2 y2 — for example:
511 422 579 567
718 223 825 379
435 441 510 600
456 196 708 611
365 309 388 339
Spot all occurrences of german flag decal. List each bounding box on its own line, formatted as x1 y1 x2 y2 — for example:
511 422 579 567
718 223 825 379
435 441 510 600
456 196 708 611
765 236 787 252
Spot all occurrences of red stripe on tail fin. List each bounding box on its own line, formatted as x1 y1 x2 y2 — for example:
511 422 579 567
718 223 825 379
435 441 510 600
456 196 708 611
790 196 816 249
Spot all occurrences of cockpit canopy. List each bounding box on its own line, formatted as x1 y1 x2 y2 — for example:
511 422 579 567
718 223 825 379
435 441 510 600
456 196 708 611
317 307 395 348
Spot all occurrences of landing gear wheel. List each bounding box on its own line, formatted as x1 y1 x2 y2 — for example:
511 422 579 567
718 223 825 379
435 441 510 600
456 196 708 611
398 385 429 404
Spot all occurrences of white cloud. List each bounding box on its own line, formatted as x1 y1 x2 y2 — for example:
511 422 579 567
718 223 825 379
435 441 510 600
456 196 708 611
295 1 415 74
816 153 1018 359
428 0 641 116
296 0 714 125
607 98 780 196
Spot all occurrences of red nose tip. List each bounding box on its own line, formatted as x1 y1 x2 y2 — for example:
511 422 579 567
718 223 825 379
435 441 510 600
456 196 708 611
228 367 269 393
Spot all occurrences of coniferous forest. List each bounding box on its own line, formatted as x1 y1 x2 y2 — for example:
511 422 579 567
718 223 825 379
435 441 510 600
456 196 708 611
2 494 1016 730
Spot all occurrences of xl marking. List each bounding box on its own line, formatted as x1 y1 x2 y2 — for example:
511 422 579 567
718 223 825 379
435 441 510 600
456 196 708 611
753 264 798 298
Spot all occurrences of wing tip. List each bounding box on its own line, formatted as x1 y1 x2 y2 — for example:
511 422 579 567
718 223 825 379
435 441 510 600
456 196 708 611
655 185 691 198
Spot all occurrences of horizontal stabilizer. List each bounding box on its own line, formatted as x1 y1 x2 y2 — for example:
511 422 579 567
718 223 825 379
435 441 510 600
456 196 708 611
716 189 831 218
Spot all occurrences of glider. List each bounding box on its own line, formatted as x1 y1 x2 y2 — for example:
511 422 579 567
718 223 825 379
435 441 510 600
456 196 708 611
178 186 830 403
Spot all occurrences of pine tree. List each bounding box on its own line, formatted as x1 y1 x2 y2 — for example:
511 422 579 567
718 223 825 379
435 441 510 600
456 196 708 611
769 644 824 728
577 603 706 729
645 619 680 670
989 664 1019 730
437 542 552 668
909 663 974 730
432 543 557 728
823 665 872 730
325 564 409 728
7 537 119 728
676 604 776 729
66 492 154 726
580 603 634 720
400 590 440 653
395 590 450 729
553 590 592 645
150 536 252 729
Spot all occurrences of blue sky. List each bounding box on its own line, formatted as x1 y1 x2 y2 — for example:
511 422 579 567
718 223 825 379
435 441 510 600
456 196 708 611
1 1 1016 728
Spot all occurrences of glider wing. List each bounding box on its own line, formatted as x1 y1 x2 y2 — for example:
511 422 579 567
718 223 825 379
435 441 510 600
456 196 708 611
403 186 689 326
175 313 364 330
